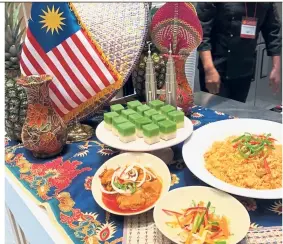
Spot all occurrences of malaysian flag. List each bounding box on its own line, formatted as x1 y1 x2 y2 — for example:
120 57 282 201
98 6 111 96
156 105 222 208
20 3 122 121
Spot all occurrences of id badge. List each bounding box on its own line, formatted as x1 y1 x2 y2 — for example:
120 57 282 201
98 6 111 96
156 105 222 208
240 17 257 39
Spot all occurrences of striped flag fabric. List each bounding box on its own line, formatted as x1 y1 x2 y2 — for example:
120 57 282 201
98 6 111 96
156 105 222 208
20 3 122 122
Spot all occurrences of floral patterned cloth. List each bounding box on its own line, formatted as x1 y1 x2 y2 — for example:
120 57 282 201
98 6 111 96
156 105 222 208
5 106 282 244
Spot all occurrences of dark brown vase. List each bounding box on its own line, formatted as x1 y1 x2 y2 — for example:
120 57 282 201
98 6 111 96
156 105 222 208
17 75 67 158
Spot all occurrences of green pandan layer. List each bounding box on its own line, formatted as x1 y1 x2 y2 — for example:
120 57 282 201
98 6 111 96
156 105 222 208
168 110 184 123
142 123 159 137
148 99 164 110
117 122 135 136
137 104 151 115
121 109 137 119
158 120 177 134
128 113 143 124
127 100 143 111
104 112 119 124
135 117 152 130
152 114 167 124
160 104 176 116
144 109 158 119
112 116 128 129
110 104 124 114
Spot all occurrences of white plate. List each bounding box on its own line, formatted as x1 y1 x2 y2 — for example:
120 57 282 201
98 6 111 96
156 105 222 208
91 152 171 216
182 119 282 199
154 186 250 244
96 117 193 151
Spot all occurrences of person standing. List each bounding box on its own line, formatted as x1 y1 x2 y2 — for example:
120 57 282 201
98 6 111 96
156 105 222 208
197 3 281 102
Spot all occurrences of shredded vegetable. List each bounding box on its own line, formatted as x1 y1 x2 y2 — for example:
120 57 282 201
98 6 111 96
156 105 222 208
232 133 275 159
232 133 277 175
100 163 157 196
163 201 230 244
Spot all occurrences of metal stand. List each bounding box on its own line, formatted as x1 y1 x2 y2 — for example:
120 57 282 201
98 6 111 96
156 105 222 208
67 122 94 142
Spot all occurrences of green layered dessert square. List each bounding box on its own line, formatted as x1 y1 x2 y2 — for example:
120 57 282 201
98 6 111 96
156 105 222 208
158 120 177 141
148 99 164 110
144 109 159 119
152 114 167 125
142 123 160 145
110 104 124 114
117 121 136 143
135 117 152 137
104 112 119 130
128 113 143 124
127 100 143 111
121 109 137 119
137 104 151 115
112 116 128 136
168 110 185 128
160 104 176 116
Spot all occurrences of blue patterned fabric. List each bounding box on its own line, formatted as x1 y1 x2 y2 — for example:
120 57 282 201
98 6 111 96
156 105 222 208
5 105 282 244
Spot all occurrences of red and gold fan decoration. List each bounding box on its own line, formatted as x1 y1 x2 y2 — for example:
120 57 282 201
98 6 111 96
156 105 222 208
151 3 202 56
150 3 203 114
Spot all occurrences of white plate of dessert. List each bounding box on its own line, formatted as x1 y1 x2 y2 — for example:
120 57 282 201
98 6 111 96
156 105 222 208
96 100 194 152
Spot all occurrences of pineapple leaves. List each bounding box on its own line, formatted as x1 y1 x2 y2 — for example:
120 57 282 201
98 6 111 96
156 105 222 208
13 16 24 39
13 4 21 25
15 22 25 47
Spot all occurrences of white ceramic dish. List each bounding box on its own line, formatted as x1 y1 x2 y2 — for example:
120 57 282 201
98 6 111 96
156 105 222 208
154 186 250 244
91 152 171 216
96 117 193 151
182 119 282 199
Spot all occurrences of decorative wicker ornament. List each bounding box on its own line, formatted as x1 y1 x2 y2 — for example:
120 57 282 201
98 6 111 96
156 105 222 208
150 3 203 114
70 3 149 121
151 3 203 56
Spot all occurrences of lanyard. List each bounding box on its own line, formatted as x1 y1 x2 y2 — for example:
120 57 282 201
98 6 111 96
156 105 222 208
245 2 257 18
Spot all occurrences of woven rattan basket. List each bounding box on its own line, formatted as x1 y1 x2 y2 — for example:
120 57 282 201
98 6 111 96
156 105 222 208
72 3 149 121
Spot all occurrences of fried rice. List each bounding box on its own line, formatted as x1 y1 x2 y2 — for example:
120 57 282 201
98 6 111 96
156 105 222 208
204 136 282 190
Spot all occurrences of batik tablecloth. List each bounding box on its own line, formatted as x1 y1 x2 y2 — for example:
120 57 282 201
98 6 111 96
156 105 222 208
5 106 282 244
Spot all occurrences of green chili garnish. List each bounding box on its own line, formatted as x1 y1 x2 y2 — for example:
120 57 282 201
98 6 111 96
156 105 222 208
233 132 275 159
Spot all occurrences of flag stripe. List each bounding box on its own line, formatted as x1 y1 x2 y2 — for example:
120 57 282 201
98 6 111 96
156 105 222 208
20 61 27 75
80 30 116 84
48 82 74 112
25 31 76 112
49 89 69 115
21 52 38 74
47 51 87 103
20 55 32 76
67 36 106 90
73 31 111 87
51 47 92 99
27 29 79 108
61 40 101 93
20 49 69 115
56 44 96 97
22 45 46 74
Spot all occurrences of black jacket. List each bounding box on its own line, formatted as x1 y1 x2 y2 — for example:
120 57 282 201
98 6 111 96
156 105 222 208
197 2 282 79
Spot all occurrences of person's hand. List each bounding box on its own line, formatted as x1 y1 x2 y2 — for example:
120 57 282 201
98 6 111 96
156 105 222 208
205 67 221 94
269 67 281 93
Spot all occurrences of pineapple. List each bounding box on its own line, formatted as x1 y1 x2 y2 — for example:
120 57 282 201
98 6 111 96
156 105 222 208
132 6 166 101
5 3 27 141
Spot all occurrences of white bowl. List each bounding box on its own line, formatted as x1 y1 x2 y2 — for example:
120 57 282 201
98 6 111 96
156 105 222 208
92 152 171 216
154 186 250 244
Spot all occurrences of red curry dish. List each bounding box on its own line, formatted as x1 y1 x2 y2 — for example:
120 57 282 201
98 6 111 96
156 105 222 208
99 163 163 213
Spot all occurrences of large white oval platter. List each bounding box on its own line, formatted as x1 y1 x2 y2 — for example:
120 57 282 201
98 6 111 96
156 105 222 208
92 152 171 216
154 186 250 244
96 117 193 151
182 119 282 199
